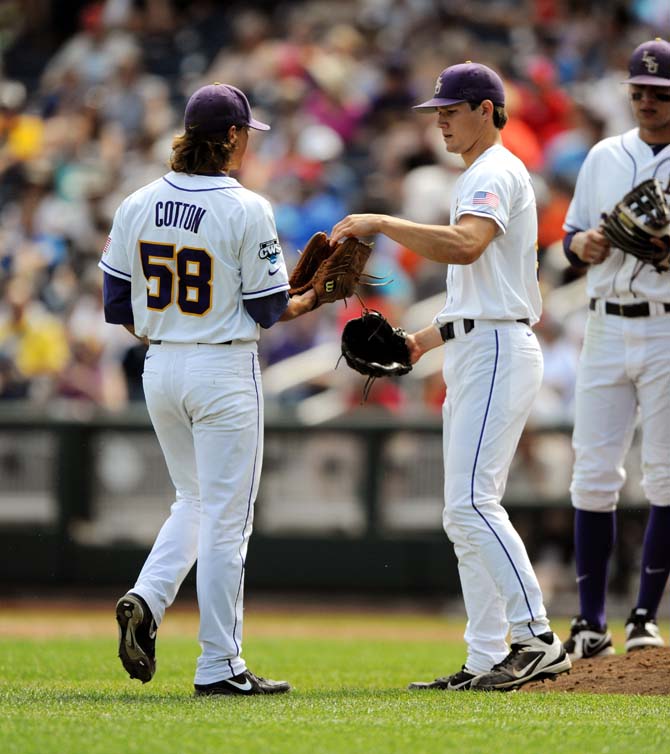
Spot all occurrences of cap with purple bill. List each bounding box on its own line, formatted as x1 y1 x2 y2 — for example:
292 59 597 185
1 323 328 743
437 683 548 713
622 38 670 87
184 83 270 135
413 62 505 111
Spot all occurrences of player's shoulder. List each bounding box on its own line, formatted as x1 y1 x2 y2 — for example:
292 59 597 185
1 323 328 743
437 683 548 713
116 175 166 214
586 129 637 162
468 145 527 183
229 183 273 214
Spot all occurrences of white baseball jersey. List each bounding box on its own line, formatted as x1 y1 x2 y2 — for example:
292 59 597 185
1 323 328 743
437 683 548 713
434 144 542 328
564 129 670 301
98 171 290 342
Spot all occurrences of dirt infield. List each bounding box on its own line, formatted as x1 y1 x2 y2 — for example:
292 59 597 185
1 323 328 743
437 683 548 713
522 647 670 696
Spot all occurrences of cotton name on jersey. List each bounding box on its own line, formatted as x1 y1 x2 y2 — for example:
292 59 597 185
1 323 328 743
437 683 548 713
154 201 207 233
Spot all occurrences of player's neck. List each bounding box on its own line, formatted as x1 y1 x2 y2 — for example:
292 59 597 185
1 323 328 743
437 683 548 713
638 125 670 146
460 131 502 168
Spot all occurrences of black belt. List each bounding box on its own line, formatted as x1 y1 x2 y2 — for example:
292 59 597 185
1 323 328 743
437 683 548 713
439 318 529 342
589 299 670 317
149 340 232 345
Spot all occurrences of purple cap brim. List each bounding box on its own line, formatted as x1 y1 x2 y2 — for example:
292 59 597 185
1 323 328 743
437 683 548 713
413 96 465 110
248 117 271 131
622 75 670 86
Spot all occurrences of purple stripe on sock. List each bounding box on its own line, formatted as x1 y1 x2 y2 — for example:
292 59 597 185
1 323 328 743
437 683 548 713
574 509 616 629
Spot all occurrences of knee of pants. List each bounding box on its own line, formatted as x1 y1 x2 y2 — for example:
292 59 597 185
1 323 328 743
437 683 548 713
443 497 508 545
642 466 670 507
571 488 618 512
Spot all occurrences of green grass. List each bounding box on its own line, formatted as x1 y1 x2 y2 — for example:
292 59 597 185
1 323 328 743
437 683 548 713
1 616 669 754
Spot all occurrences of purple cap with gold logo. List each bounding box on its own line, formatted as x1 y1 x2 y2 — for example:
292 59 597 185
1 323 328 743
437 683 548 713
413 62 505 111
622 39 670 87
185 83 270 135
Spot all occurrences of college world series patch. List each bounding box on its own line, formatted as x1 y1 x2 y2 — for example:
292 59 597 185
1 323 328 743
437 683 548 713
258 239 281 264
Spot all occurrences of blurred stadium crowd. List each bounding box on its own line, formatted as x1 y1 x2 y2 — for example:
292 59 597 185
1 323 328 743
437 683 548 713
0 0 667 418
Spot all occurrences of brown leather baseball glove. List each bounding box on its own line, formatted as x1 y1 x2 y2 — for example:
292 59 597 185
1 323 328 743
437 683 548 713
289 232 373 308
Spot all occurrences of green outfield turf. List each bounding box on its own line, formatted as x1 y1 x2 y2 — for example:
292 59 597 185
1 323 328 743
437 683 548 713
0 609 668 754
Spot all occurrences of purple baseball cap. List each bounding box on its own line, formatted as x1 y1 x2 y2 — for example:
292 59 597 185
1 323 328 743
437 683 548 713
184 83 270 135
413 62 505 111
622 38 670 87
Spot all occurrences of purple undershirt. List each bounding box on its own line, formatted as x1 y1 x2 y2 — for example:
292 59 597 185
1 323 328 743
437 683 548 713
102 272 289 329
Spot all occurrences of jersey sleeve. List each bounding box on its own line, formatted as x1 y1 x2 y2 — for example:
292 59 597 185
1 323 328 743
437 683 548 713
455 162 514 233
98 202 132 282
239 195 290 301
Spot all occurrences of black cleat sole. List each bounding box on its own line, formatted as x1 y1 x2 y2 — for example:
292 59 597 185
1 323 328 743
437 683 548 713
116 595 156 684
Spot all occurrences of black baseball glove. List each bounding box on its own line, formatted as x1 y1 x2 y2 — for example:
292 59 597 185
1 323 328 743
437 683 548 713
340 310 412 401
600 178 670 273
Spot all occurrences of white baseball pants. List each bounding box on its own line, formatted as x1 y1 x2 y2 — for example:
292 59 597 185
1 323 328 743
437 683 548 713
571 310 670 511
441 321 550 673
134 341 263 685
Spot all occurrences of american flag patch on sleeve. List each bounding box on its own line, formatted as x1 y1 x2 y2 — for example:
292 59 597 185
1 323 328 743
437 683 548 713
472 191 499 209
101 236 112 255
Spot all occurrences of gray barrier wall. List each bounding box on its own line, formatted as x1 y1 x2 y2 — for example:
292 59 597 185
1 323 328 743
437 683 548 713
0 405 648 595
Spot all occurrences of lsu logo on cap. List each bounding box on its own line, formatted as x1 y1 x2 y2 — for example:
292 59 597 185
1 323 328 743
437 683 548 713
434 75 442 94
642 50 659 73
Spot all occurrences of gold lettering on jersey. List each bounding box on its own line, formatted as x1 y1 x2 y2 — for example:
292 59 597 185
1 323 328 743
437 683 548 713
642 51 659 73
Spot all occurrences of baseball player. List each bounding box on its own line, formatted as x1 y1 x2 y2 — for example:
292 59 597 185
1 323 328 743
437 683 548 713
100 83 316 695
331 62 571 691
562 38 670 660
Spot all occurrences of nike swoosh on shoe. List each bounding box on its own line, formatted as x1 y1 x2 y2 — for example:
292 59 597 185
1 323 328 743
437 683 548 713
225 678 253 691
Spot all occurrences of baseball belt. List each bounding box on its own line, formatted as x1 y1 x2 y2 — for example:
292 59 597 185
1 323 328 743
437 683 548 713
589 299 670 317
440 318 530 342
149 339 233 345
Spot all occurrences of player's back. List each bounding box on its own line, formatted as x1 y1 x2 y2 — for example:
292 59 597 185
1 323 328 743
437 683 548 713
112 171 285 344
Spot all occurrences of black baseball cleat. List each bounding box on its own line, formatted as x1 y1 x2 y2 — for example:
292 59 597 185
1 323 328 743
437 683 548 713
194 669 291 696
625 608 665 652
116 592 157 683
470 631 571 691
563 615 615 661
408 666 482 691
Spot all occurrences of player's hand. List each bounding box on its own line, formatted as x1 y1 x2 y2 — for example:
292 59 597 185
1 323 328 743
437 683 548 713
405 333 423 364
572 228 610 264
330 214 386 245
280 288 317 321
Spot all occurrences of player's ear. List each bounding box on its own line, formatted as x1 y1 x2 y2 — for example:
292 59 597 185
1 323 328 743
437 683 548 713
480 100 493 120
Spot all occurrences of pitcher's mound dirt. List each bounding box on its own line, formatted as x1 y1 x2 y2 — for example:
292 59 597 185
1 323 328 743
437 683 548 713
521 647 670 695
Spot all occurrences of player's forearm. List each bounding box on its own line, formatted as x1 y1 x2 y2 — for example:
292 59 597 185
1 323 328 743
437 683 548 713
331 213 488 264
406 324 443 363
378 216 484 264
279 289 316 321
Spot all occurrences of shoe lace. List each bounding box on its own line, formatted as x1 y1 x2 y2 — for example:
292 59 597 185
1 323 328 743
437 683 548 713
490 645 523 672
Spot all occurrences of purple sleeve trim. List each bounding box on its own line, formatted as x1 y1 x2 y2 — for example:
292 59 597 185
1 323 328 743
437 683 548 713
100 258 132 280
242 282 290 297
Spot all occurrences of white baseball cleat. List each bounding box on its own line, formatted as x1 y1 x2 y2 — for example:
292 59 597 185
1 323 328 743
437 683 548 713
470 632 571 691
625 608 665 652
563 616 616 661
